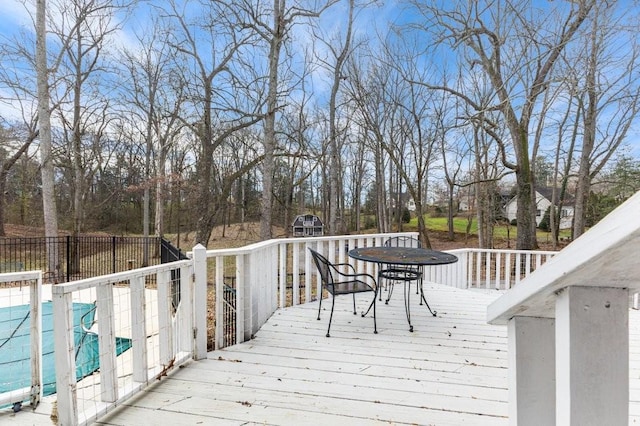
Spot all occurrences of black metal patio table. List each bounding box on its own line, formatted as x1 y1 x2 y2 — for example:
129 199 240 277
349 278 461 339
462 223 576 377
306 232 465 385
348 246 458 331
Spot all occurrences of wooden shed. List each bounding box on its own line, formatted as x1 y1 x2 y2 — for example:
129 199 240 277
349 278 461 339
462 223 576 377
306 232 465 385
291 214 324 237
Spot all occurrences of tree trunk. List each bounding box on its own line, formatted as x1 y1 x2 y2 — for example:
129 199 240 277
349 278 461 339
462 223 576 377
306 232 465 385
260 0 286 240
573 11 599 240
155 148 167 239
36 0 60 280
194 81 215 246
0 178 6 236
414 201 432 249
71 28 84 275
447 181 455 241
327 0 354 235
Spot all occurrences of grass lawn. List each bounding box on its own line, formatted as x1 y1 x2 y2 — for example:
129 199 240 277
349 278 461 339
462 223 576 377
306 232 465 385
410 216 571 241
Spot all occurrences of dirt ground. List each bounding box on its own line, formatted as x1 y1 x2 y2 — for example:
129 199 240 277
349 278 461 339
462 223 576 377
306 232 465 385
3 222 563 251
202 223 564 252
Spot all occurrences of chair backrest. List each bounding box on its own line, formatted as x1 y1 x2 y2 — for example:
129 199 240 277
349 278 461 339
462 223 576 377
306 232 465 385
308 248 332 286
384 236 421 249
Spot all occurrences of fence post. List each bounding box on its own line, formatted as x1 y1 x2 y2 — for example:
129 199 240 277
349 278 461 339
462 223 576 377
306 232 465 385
112 236 117 274
192 244 208 360
66 235 71 282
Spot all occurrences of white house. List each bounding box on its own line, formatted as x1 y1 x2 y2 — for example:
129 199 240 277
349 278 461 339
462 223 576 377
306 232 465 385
504 187 574 229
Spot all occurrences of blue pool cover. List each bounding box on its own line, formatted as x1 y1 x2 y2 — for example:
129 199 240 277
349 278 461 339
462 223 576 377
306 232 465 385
0 301 132 402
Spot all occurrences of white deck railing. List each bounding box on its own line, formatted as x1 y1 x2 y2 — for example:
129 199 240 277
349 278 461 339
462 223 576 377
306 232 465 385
451 248 557 290
51 260 195 426
196 232 422 350
196 233 557 350
0 271 43 409
487 190 640 425
0 232 558 425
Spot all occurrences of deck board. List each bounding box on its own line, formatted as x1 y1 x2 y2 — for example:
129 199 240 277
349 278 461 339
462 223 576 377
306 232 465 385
7 283 640 424
98 283 510 425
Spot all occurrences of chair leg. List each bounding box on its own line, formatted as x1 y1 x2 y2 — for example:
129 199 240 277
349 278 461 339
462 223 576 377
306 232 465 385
352 293 357 315
326 295 336 337
364 273 381 317
317 292 322 320
373 293 377 334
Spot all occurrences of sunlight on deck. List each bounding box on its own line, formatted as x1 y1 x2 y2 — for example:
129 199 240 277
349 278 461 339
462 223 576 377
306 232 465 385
8 282 640 425
97 284 509 425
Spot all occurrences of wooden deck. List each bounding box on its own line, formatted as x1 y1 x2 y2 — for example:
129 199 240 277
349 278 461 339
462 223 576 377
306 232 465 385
98 284 510 425
8 282 640 425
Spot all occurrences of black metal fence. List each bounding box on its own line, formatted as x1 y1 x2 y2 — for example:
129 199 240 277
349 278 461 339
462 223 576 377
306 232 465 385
0 236 166 283
222 284 236 347
216 272 307 349
0 235 309 351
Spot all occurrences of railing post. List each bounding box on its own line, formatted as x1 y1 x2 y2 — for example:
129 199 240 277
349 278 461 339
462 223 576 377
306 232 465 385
158 269 173 367
30 272 43 408
192 244 208 360
179 264 194 353
279 243 287 308
508 316 556 426
52 289 78 425
292 242 300 306
556 286 629 425
304 241 312 303
97 283 117 402
130 275 148 383
236 253 247 343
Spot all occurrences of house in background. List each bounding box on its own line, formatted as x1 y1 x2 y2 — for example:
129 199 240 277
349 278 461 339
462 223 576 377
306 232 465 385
457 188 474 212
389 192 416 212
504 187 574 229
291 214 324 236
456 187 512 215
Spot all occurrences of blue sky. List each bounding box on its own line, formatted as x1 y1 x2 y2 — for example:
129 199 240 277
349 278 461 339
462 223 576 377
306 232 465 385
1 0 639 162
0 0 404 119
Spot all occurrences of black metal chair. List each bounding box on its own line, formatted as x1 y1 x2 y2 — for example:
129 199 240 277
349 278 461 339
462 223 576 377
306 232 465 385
309 248 377 337
378 237 436 331
380 236 421 302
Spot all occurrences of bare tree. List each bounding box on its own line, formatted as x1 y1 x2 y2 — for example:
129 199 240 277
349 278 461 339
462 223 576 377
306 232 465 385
0 123 38 236
36 0 61 279
0 39 41 236
276 87 320 233
162 0 265 245
411 0 595 249
459 70 511 248
568 2 640 238
119 18 186 263
54 0 120 240
229 0 338 239
313 0 378 234
344 52 391 233
438 102 468 242
375 37 442 247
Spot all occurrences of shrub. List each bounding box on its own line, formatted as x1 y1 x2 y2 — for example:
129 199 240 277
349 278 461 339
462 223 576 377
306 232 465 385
401 208 411 223
538 207 551 232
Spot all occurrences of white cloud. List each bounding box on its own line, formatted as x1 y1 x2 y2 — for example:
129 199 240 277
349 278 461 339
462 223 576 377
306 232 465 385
1 1 35 29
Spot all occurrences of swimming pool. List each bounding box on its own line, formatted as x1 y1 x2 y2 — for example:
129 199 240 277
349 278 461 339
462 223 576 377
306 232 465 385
0 301 132 404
